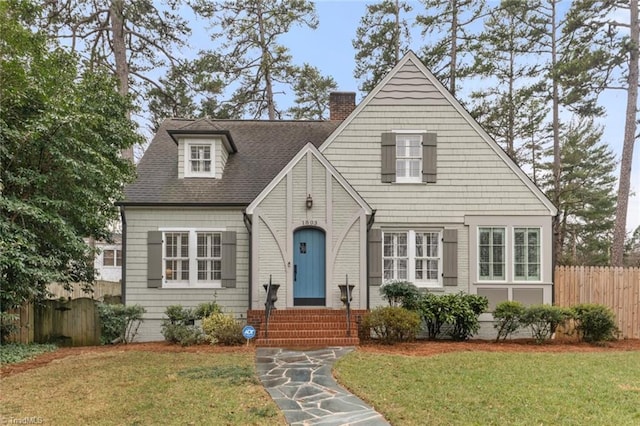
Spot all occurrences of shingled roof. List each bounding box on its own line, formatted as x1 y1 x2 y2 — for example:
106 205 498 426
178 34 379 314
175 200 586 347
120 119 341 206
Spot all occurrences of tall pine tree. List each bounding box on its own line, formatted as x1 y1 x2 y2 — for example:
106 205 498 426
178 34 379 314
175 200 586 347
542 119 617 265
353 0 413 93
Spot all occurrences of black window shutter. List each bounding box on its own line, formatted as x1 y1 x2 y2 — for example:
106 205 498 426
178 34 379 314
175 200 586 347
368 229 383 286
381 133 396 183
442 229 458 286
147 231 163 288
422 133 437 183
221 231 237 288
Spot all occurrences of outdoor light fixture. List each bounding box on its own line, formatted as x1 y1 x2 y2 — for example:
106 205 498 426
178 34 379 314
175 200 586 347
306 194 313 209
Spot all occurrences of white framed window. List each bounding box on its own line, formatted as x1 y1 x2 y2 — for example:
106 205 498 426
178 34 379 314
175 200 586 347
103 249 122 267
479 227 506 281
163 229 223 288
184 141 215 177
396 134 422 183
384 232 408 281
384 230 442 287
197 232 221 281
514 227 541 281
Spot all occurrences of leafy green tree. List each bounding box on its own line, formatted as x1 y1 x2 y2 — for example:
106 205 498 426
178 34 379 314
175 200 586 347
0 1 140 310
542 119 617 265
416 0 488 96
353 0 413 93
287 64 338 120
192 0 320 120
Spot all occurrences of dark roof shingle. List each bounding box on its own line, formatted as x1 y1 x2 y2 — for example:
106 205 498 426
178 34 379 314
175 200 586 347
121 119 340 205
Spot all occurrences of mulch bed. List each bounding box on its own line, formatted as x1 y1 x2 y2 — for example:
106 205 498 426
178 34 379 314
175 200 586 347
2 338 639 378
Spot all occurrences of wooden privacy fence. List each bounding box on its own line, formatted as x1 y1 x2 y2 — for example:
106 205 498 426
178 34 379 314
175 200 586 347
47 280 121 300
554 266 640 339
7 298 101 346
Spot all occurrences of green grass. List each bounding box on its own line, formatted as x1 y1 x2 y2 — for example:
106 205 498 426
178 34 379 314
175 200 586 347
0 351 285 425
0 343 57 365
334 351 640 426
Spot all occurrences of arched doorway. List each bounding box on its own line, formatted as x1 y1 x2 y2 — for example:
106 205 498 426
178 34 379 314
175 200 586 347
293 228 326 306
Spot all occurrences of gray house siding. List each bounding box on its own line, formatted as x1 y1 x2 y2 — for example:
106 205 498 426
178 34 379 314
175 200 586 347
124 207 249 341
321 55 554 311
249 148 369 310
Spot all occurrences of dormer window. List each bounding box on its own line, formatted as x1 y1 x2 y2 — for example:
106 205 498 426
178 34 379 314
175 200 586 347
184 140 215 178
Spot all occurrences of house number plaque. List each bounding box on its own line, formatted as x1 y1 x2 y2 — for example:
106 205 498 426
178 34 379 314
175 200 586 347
301 220 317 226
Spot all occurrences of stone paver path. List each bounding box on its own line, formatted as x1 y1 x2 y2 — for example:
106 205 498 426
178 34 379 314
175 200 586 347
256 347 390 426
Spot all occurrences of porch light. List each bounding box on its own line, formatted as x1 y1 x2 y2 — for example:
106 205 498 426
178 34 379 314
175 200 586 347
306 194 313 209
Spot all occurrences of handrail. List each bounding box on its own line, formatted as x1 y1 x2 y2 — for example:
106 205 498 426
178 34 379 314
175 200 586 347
345 275 351 337
264 275 273 341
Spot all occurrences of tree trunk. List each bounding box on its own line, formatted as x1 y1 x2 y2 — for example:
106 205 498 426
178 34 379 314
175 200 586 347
449 0 458 96
551 0 562 267
110 0 133 161
611 0 639 266
256 0 275 120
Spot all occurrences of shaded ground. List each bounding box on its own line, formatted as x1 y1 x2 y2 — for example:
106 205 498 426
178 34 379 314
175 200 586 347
3 338 639 378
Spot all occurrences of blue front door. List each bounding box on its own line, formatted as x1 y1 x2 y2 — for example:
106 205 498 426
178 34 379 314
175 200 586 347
293 228 326 306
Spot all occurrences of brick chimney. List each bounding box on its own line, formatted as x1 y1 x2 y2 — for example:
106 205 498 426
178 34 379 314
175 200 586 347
329 92 356 121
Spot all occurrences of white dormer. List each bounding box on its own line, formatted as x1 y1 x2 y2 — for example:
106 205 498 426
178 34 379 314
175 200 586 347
168 119 237 179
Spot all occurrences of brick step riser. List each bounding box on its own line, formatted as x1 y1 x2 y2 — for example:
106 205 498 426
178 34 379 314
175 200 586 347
258 321 357 329
255 337 360 347
257 330 356 339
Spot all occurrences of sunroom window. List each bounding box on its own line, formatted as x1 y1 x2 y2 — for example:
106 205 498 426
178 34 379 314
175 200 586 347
514 228 541 281
479 227 505 280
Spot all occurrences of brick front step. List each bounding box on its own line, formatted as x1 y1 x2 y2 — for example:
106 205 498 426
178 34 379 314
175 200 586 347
247 309 366 347
254 337 360 347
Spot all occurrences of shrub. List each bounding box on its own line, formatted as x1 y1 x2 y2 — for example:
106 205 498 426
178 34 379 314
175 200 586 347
0 312 19 344
194 301 222 319
161 305 206 346
201 313 244 345
162 323 206 346
418 293 454 340
448 293 488 341
571 304 618 343
521 304 571 344
360 307 421 344
493 301 526 341
380 281 421 310
97 303 146 344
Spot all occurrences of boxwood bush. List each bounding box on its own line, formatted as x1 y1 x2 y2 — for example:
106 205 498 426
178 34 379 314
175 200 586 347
521 304 571 344
571 303 618 343
360 306 421 344
493 301 526 341
380 281 421 311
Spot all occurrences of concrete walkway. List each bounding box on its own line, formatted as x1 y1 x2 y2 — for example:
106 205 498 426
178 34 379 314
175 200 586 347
256 347 390 426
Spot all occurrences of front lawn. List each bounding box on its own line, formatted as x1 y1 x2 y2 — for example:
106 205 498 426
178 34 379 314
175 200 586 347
0 350 284 425
334 351 640 425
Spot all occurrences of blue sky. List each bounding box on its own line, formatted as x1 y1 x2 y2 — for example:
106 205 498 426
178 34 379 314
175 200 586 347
184 0 638 233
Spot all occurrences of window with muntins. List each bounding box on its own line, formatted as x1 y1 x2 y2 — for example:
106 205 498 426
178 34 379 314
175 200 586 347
103 249 122 267
164 232 190 282
396 134 422 183
184 141 215 177
384 230 442 287
479 227 505 280
514 228 541 281
197 232 221 281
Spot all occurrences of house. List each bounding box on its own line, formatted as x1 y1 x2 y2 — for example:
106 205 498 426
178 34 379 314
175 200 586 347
118 52 557 343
